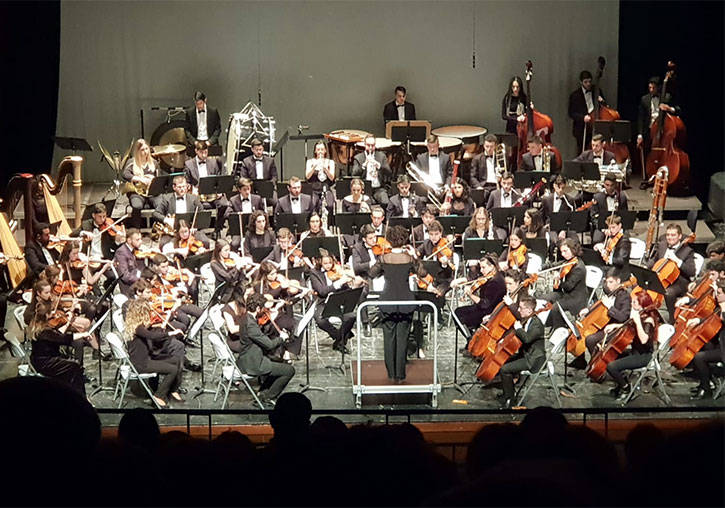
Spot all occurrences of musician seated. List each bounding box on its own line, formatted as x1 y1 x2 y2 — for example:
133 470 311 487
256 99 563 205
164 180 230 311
387 174 423 218
308 251 365 354
352 224 381 281
412 205 438 246
416 220 455 295
647 224 696 322
275 176 317 218
706 240 725 261
238 138 278 183
687 280 725 400
185 91 222 150
352 136 392 206
148 254 202 322
577 269 632 369
520 136 559 172
29 301 95 397
441 180 475 217
228 177 267 215
300 212 331 240
305 140 336 217
73 202 123 264
542 175 578 247
383 85 416 126
25 222 60 279
593 214 631 274
470 134 501 198
451 254 505 344
154 174 210 244
210 240 248 301
605 291 661 401
123 139 160 229
113 228 146 297
369 205 387 238
414 135 452 192
263 228 307 271
540 238 587 329
591 174 628 242
123 292 186 408
341 177 372 214
59 240 112 304
574 133 616 166
184 141 229 234
240 210 275 253
463 207 493 242
498 228 528 272
522 208 547 240
499 296 546 408
486 172 522 240
162 219 208 260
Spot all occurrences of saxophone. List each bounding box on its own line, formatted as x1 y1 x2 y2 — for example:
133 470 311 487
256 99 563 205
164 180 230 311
645 167 669 259
542 144 551 172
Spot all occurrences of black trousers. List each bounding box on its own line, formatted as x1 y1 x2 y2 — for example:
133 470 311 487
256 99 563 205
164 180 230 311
31 355 85 396
381 312 412 380
585 330 606 357
145 338 185 398
127 194 159 229
315 311 356 347
664 282 688 324
692 339 725 389
500 357 529 400
606 351 651 388
258 362 295 399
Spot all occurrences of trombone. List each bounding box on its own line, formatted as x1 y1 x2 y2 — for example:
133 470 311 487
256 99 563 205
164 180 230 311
494 143 507 189
406 161 445 211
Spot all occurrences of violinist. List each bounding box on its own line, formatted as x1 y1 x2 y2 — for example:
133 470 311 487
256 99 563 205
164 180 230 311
568 70 606 154
591 174 628 240
416 221 454 295
123 139 159 229
251 261 303 360
387 174 422 218
577 269 632 369
25 222 59 278
210 239 248 299
29 300 95 397
58 241 112 305
150 253 201 311
501 76 528 135
240 210 275 253
452 254 506 342
499 296 546 409
520 136 559 172
606 291 661 401
574 133 616 166
73 202 122 263
230 293 295 406
262 228 305 270
341 177 372 214
113 228 145 297
440 180 475 217
221 287 247 354
123 293 186 408
352 224 382 332
647 224 696 322
308 250 364 354
305 140 336 217
411 205 438 245
540 238 587 329
368 225 417 380
687 280 725 400
369 206 387 237
593 215 631 274
162 219 207 260
498 228 528 272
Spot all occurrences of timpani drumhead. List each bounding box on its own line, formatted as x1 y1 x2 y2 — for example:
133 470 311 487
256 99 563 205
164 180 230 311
354 137 401 151
431 125 488 140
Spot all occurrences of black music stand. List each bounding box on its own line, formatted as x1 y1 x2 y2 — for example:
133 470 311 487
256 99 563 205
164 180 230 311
594 120 631 144
514 171 549 190
321 287 364 374
285 266 306 282
492 207 526 232
175 211 212 230
148 173 183 196
302 236 340 260
53 136 93 153
438 215 470 238
81 199 117 221
524 237 549 258
389 216 422 231
275 213 310 238
470 189 487 207
390 122 428 157
581 247 605 268
335 178 373 197
463 239 504 260
598 209 637 231
562 161 600 182
251 179 275 202
184 251 212 274
335 212 371 239
226 212 252 237
629 264 666 295
88 277 119 397
250 246 273 264
199 175 235 198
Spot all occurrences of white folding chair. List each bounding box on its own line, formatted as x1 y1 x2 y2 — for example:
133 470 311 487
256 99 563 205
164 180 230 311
526 252 543 276
6 334 39 376
622 323 674 405
112 293 128 310
200 263 217 299
693 253 705 279
105 332 161 409
13 305 27 331
585 265 604 305
112 308 125 334
207 332 264 409
515 327 568 408
629 238 646 263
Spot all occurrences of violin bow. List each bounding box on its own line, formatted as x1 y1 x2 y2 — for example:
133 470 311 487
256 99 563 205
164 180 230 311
98 214 128 236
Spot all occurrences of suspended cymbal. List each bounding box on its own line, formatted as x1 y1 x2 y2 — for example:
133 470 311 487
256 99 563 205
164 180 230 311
152 144 187 156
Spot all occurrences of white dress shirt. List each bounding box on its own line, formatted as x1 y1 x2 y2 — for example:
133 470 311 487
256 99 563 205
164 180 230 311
196 109 208 140
401 196 410 218
606 194 616 212
254 158 264 180
485 155 497 183
90 226 103 259
582 87 594 113
175 195 188 214
534 155 543 171
240 197 252 214
649 96 660 127
41 246 55 266
197 157 208 179
428 155 442 185
553 195 563 213
396 103 405 121
501 191 513 208
289 196 302 214
364 152 381 188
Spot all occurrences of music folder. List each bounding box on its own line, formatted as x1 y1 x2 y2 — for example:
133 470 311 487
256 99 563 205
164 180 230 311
562 161 600 182
198 175 235 197
53 136 93 152
148 173 183 196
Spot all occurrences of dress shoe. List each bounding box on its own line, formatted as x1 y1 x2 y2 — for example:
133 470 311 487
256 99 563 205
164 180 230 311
417 349 426 359
176 387 188 395
184 359 202 372
615 384 631 401
609 384 623 397
690 388 712 400
170 392 185 403
690 381 715 395
639 181 652 190
567 356 588 370
501 398 513 409
333 343 351 355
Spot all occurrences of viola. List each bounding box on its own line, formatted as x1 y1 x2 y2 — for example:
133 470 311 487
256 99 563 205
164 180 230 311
602 231 623 263
586 319 637 382
553 258 578 290
670 313 722 369
52 279 79 296
180 236 204 254
47 310 71 329
100 216 126 237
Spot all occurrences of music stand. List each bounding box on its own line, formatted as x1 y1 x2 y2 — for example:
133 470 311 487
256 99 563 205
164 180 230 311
88 277 119 397
148 173 183 196
556 301 578 396
581 247 605 268
594 120 631 144
285 266 306 282
251 179 275 202
388 120 430 156
297 301 326 394
524 237 549 258
275 213 310 238
549 210 590 245
81 199 117 222
629 264 666 295
470 189 487 207
463 239 504 259
389 216 422 231
598 209 637 231
192 281 228 396
302 236 340 260
321 287 364 374
492 207 526 232
514 171 550 190
176 211 212 230
562 161 600 182
335 178 373 197
277 181 315 199
226 212 252 237
438 215 470 238
335 212 371 238
248 246 273 264
53 136 93 153
199 175 235 198
184 251 212 274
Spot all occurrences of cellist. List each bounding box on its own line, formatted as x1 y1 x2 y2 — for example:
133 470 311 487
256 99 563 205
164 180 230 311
647 224 696 322
685 279 725 400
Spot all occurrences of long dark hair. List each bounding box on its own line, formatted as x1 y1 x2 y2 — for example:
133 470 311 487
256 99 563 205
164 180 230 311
504 76 528 103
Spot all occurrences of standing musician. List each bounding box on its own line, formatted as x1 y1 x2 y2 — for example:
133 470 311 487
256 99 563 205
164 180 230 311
463 207 494 241
499 296 546 408
593 214 631 275
308 250 365 354
486 172 521 240
123 138 160 229
605 291 661 401
113 228 145 297
591 173 628 244
238 138 278 184
578 269 632 368
25 222 59 278
184 90 222 149
228 177 266 215
210 240 248 300
29 300 94 397
241 210 276 252
152 175 209 247
470 134 502 202
540 238 587 329
498 227 528 272
568 70 606 154
574 133 616 166
441 180 476 217
368 225 416 381
341 177 372 213
387 174 422 218
123 290 186 408
416 220 455 296
227 293 295 405
383 85 416 125
414 135 452 190
412 205 439 245
647 224 696 322
452 254 506 343
352 135 392 206
636 76 680 178
520 136 559 172
274 176 317 217
686 280 725 400
184 141 229 237
262 228 306 270
305 140 336 218
162 219 208 260
74 202 123 264
501 76 528 135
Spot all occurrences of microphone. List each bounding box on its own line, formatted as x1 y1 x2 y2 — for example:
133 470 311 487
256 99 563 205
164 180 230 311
298 125 309 134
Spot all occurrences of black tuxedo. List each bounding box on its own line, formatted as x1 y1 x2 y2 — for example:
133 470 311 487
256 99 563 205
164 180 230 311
592 191 628 224
520 152 558 172
274 193 316 216
486 188 522 210
541 193 576 222
152 193 203 223
501 314 546 400
239 155 278 183
637 92 679 138
574 150 616 165
542 258 588 329
414 153 451 187
351 241 377 278
383 100 416 125
386 194 422 218
603 233 631 274
184 156 224 187
568 87 606 153
184 106 222 145
229 193 266 213
469 153 499 188
25 241 59 278
307 269 357 348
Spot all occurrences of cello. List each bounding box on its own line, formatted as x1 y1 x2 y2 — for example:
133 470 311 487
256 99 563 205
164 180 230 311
591 56 631 165
585 319 637 382
670 313 722 370
644 61 690 196
516 60 562 168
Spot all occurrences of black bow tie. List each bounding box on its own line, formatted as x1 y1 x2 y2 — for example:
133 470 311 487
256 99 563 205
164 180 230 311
291 197 299 202
504 193 511 198
254 157 263 162
198 110 205 114
396 104 405 107
242 198 249 202
429 154 438 159
486 155 493 159
176 197 185 201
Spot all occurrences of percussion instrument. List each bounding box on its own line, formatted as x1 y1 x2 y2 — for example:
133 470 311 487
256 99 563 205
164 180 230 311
432 125 487 161
409 136 462 159
225 102 277 177
325 129 371 167
150 121 188 169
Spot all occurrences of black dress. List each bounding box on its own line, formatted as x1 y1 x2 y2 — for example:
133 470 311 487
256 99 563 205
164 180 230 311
31 328 85 396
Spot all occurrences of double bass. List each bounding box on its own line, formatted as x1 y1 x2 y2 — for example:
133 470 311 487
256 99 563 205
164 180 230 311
516 60 562 168
590 56 631 165
644 61 690 196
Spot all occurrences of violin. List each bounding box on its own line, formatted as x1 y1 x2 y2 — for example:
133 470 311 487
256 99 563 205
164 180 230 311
507 244 527 270
47 309 71 329
415 273 434 290
371 237 392 257
52 279 79 296
670 313 723 369
99 216 126 237
576 200 596 212
602 231 623 263
134 248 163 259
164 266 190 283
179 236 204 254
327 264 356 282
553 258 578 290
223 257 237 268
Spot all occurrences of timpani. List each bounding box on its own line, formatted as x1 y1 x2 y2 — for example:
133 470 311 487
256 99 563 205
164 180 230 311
431 125 488 160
